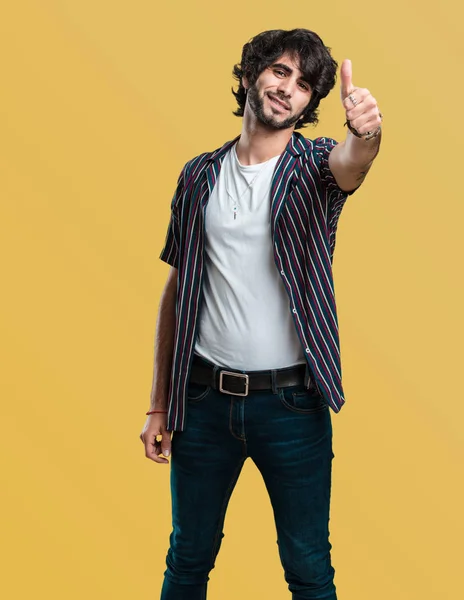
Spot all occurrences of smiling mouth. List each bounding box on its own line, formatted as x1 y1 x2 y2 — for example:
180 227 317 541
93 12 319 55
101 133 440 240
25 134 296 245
268 94 290 111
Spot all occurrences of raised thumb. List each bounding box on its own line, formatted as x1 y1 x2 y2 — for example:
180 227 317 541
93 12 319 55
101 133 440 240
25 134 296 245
340 58 353 99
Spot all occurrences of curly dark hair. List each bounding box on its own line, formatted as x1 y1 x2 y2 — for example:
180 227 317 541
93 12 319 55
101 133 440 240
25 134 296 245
232 29 338 130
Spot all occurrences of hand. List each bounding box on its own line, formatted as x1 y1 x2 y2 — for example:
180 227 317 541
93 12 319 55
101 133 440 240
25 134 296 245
340 59 382 136
139 413 172 464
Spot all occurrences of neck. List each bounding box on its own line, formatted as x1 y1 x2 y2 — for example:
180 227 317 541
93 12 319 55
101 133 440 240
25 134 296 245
235 106 295 166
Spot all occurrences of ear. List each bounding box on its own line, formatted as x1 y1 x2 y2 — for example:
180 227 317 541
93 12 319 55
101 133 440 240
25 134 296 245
242 75 249 90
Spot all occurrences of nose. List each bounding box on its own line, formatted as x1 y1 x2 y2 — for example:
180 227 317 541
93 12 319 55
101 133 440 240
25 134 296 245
276 78 294 98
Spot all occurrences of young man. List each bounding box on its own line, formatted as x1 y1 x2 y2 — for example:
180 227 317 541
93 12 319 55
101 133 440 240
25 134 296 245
140 28 382 600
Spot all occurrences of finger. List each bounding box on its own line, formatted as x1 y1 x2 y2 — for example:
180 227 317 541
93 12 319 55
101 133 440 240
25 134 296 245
342 88 370 112
340 59 354 99
349 106 382 133
352 118 382 136
345 104 376 124
142 433 169 464
160 429 172 458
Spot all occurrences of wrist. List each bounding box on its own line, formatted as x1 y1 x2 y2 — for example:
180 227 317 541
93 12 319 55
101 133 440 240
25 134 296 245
344 119 363 138
345 120 381 141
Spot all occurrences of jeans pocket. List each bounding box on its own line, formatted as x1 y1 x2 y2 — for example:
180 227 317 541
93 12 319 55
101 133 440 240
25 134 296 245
186 381 212 403
279 384 327 414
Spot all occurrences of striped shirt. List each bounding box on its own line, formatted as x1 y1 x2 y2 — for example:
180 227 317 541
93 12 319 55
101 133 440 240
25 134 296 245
160 131 357 431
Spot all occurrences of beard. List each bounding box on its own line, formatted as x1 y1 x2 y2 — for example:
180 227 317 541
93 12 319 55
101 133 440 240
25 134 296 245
247 83 307 130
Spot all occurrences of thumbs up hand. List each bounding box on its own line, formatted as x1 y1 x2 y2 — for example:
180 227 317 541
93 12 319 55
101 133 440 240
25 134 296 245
340 59 382 139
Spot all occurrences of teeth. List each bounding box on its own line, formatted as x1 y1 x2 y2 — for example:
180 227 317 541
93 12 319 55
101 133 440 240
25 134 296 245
271 96 286 109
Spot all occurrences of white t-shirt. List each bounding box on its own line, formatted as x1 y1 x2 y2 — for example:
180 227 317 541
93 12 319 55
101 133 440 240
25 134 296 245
194 142 305 371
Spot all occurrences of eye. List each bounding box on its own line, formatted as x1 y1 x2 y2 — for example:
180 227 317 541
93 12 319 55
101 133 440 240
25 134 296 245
274 69 286 77
298 82 310 91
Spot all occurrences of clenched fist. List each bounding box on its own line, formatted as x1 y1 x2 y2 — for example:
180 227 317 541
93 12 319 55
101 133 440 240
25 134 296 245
139 412 172 464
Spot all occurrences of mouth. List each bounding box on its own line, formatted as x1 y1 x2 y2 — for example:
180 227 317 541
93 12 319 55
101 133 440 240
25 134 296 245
268 94 290 111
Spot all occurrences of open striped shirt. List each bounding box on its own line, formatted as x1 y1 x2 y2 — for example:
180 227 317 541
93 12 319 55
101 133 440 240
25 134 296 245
159 131 357 431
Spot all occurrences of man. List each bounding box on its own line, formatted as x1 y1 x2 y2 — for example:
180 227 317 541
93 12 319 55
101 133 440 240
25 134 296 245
140 28 382 600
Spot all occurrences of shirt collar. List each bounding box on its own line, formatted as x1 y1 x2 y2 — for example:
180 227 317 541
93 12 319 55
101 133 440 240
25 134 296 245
207 131 306 163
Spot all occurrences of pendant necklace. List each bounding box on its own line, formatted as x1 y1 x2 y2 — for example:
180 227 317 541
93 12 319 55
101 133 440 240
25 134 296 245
224 146 274 220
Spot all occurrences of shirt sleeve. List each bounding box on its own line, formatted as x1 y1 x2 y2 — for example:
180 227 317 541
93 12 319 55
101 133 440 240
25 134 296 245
313 136 359 198
313 136 358 260
159 164 187 269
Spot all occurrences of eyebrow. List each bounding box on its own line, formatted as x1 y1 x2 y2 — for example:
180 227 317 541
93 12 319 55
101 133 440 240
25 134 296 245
271 62 309 85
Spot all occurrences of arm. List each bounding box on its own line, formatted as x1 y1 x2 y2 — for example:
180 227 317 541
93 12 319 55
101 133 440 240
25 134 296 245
328 58 382 193
149 266 178 412
328 127 381 192
140 266 177 464
140 163 186 463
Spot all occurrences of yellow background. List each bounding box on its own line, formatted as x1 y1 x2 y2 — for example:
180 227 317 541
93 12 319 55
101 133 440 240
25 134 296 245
1 1 463 598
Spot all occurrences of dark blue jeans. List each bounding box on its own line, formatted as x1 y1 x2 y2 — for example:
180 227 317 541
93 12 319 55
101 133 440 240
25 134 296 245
160 368 337 600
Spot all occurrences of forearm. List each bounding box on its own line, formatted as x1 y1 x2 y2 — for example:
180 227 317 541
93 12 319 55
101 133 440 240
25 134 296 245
343 128 382 186
329 127 382 192
333 63 383 191
149 271 178 411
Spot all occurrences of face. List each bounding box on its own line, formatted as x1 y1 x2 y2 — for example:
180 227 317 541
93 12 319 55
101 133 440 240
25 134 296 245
245 52 312 130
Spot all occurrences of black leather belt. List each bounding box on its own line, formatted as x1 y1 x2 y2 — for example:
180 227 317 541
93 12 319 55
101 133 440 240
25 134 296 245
189 353 309 397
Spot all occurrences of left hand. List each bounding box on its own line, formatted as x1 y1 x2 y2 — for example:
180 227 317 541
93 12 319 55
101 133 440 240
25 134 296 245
340 59 382 136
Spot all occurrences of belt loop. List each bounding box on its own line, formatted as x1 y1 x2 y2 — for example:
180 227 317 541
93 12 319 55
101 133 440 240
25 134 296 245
212 364 220 389
304 363 311 389
271 369 278 394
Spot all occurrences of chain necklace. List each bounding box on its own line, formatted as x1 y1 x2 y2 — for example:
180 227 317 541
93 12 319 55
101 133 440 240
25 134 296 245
224 145 276 220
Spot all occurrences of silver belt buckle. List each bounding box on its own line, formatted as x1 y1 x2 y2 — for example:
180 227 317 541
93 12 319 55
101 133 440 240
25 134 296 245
219 370 249 397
